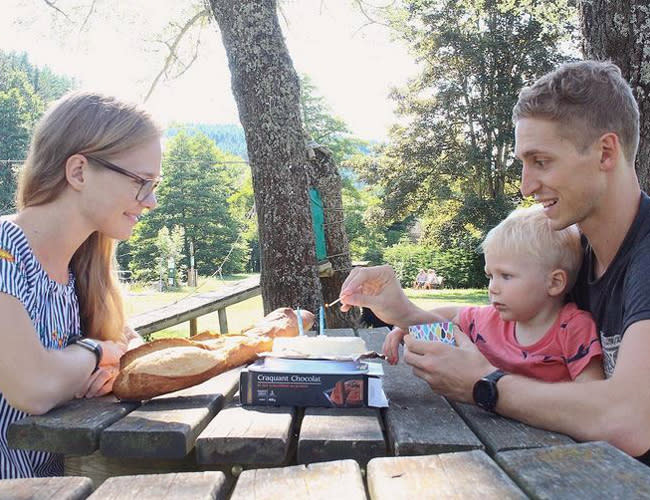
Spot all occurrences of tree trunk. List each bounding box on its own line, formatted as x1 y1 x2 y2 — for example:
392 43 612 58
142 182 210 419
579 1 650 191
210 0 322 314
307 145 360 328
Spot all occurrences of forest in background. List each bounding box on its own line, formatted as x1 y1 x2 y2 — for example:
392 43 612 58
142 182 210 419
3 0 632 290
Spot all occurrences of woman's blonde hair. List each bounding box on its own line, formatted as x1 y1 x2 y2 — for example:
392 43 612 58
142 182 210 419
17 91 161 341
481 205 583 289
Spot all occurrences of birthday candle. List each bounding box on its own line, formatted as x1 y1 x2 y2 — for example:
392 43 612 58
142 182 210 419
296 308 305 336
319 305 325 335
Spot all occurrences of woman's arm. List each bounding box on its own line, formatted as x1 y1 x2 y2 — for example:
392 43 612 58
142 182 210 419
0 294 102 414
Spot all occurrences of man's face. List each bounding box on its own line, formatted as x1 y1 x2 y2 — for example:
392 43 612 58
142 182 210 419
515 117 603 231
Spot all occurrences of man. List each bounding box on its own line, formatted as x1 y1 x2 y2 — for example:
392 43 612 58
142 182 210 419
339 61 650 460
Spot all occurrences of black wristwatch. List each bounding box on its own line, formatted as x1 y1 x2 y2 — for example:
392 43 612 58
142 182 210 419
68 335 103 373
472 369 508 412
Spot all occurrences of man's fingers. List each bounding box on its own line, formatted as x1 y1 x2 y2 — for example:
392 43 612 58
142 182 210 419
454 330 474 349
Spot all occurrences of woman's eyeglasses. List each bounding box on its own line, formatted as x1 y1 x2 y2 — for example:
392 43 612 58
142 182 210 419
85 154 161 202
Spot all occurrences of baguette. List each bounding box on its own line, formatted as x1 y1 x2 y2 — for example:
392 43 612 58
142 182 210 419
113 307 314 401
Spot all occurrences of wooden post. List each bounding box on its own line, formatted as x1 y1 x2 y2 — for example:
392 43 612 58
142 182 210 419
218 308 228 334
189 318 197 337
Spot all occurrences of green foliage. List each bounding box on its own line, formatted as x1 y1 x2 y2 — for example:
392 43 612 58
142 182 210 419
0 50 75 214
126 130 252 281
383 242 437 286
166 123 249 160
383 240 487 289
357 0 576 286
300 74 368 164
155 225 185 288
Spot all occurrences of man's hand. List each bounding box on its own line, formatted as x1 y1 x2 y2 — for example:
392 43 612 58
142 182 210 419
339 265 413 327
403 330 495 403
383 327 407 365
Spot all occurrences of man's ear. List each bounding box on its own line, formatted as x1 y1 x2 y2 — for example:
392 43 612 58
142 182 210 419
547 268 568 297
598 132 621 171
65 154 88 192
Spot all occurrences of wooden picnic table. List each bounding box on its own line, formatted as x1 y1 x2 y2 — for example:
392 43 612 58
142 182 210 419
6 327 650 499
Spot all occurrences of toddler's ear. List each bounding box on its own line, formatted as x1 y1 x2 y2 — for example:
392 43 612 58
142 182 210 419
547 269 568 297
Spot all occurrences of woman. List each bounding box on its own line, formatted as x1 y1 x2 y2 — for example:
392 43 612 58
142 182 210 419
0 91 162 478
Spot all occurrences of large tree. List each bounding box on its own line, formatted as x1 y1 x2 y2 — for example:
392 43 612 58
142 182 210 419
579 1 650 191
125 131 248 281
366 0 572 243
209 0 355 324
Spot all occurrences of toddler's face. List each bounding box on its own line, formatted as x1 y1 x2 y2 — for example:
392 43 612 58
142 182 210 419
484 251 553 323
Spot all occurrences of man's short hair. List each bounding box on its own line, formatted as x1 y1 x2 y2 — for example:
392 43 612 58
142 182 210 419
481 205 582 289
512 60 640 163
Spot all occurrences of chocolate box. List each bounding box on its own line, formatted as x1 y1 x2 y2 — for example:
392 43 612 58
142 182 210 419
240 357 387 408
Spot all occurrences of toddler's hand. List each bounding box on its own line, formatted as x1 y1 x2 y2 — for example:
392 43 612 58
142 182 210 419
383 327 407 365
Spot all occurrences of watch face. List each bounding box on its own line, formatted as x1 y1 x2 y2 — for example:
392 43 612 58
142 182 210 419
473 379 497 411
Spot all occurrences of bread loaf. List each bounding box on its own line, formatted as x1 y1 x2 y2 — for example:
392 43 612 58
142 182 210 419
113 307 314 400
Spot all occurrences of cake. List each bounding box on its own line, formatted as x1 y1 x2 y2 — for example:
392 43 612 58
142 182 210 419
272 336 369 357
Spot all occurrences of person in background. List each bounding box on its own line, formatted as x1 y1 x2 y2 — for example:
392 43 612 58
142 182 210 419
414 268 427 289
0 91 161 478
339 60 650 462
383 205 603 385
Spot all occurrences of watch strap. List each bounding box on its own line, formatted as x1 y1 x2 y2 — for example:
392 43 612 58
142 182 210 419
68 335 103 372
473 369 508 412
484 369 508 384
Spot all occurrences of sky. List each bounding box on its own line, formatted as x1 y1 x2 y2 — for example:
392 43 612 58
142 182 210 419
1 1 419 141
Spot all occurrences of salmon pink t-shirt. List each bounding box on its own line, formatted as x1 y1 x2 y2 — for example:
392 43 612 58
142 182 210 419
458 302 602 382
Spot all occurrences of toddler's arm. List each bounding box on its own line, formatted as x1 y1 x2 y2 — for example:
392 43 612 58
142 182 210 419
382 305 463 364
574 357 605 382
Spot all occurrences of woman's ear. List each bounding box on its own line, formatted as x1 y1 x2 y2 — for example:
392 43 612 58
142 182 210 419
547 268 568 297
65 154 87 192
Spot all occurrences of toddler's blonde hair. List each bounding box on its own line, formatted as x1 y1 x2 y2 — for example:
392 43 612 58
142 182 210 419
481 205 582 289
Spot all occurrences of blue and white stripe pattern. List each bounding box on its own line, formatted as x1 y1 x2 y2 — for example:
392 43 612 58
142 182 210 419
0 220 80 478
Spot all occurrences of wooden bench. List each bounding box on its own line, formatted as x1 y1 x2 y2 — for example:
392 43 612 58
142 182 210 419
230 459 366 500
0 477 93 500
130 275 261 337
367 451 526 499
87 471 227 500
495 441 650 498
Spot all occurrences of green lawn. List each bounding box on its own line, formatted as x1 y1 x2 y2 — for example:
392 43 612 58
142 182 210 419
123 275 489 339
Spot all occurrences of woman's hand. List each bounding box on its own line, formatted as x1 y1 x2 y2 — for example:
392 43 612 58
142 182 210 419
76 339 127 398
75 365 119 398
339 265 413 327
383 327 407 365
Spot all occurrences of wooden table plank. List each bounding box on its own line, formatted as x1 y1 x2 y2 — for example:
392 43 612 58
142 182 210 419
87 471 227 500
100 368 240 459
7 397 139 455
195 394 296 466
0 477 93 500
230 459 367 500
450 401 574 455
367 451 527 500
358 328 483 455
297 407 386 466
496 441 650 499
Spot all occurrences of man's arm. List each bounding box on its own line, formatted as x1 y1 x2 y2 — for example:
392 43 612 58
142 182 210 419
404 320 650 457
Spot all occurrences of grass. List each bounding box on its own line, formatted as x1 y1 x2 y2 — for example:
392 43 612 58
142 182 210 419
122 275 489 339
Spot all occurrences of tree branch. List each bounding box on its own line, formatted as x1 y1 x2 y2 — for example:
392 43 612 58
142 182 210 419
79 0 98 33
143 8 210 102
41 0 71 20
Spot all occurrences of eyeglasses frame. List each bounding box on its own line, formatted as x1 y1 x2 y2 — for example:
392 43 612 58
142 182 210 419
84 154 161 202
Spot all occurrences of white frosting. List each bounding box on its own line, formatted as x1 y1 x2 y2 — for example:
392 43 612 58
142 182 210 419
272 336 368 357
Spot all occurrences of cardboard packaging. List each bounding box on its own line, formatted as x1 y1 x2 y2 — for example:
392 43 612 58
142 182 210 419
240 357 388 408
